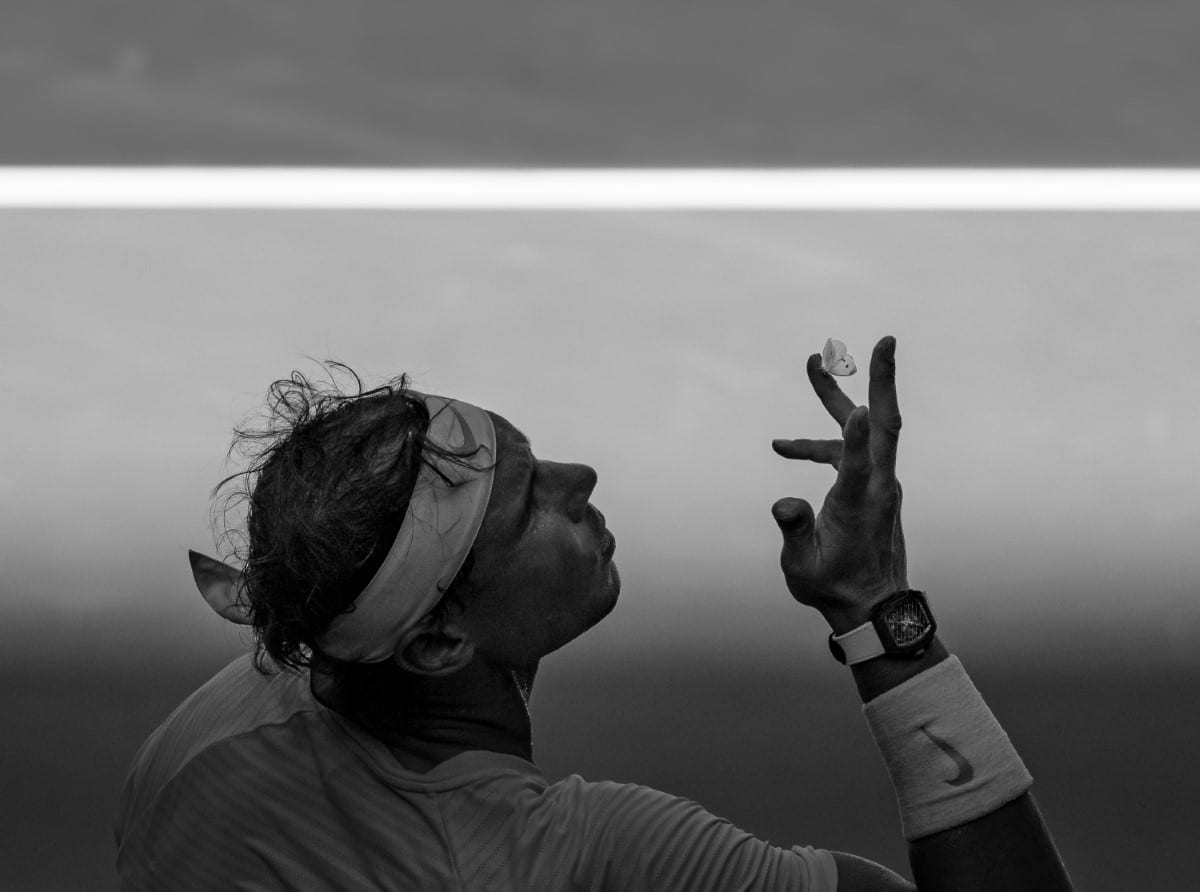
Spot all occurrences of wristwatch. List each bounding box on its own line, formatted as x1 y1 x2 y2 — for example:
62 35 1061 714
828 590 936 665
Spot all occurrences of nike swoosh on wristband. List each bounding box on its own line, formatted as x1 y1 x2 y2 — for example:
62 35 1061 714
919 724 975 787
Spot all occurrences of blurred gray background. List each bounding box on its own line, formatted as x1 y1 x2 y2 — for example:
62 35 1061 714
4 3 1200 891
3 0 1200 165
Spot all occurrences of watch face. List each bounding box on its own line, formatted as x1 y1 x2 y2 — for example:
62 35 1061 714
882 594 933 647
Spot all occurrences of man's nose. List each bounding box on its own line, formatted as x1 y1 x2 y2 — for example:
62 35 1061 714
544 462 598 521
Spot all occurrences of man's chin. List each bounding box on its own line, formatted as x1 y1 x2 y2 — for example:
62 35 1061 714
597 564 621 619
605 561 621 599
584 564 621 630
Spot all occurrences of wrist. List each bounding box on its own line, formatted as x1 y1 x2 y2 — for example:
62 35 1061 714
819 583 911 635
827 586 946 702
852 637 949 702
820 606 873 636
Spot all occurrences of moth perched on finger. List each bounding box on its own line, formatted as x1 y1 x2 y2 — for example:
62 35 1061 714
821 338 857 376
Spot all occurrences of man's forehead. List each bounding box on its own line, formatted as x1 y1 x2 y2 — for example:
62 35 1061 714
482 411 533 524
487 411 532 450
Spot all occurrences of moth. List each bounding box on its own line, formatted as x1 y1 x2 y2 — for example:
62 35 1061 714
821 338 857 376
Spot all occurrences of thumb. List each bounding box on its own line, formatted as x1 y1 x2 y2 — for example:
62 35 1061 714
771 497 815 540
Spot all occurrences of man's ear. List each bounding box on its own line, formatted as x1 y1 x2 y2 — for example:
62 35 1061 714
189 550 253 625
392 606 475 677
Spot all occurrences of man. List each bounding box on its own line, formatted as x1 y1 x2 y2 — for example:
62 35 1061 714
115 337 1073 890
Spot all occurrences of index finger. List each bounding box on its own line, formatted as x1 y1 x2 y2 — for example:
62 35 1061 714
868 336 901 478
805 353 856 429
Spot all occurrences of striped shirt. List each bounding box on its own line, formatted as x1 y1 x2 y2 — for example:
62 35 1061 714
115 654 837 891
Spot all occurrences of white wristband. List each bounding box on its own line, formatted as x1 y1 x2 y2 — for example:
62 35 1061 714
863 655 1033 841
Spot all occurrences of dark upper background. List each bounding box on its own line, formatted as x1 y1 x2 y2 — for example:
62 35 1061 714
4 0 1200 166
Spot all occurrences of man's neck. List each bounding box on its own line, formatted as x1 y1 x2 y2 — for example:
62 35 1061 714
318 655 538 773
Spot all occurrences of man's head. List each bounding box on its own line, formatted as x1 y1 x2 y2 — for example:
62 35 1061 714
213 364 619 677
417 411 620 673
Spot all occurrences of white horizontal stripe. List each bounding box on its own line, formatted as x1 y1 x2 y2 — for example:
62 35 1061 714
4 168 1200 210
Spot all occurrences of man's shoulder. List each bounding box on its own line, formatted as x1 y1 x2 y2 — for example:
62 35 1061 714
536 773 714 833
545 773 698 807
115 653 321 840
529 775 839 891
157 653 314 747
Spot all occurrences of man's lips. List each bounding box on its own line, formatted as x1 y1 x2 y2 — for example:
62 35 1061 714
589 505 615 558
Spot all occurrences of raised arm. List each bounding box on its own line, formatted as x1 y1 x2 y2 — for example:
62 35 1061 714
771 336 1073 892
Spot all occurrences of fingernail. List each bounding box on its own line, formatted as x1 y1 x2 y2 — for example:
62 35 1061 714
771 439 787 449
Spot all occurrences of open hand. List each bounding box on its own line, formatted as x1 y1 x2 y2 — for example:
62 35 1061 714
771 336 908 634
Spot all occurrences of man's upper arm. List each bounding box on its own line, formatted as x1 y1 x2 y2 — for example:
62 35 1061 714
544 777 838 891
832 852 917 892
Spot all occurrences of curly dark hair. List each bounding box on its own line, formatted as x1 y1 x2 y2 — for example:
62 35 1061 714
213 362 485 674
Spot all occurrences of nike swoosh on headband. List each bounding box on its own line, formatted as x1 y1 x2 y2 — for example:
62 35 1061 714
443 402 478 455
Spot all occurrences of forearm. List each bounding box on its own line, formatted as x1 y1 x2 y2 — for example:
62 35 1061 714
908 791 1071 892
848 636 1073 892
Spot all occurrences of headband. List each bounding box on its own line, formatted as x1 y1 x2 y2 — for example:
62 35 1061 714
190 393 496 664
317 394 496 661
